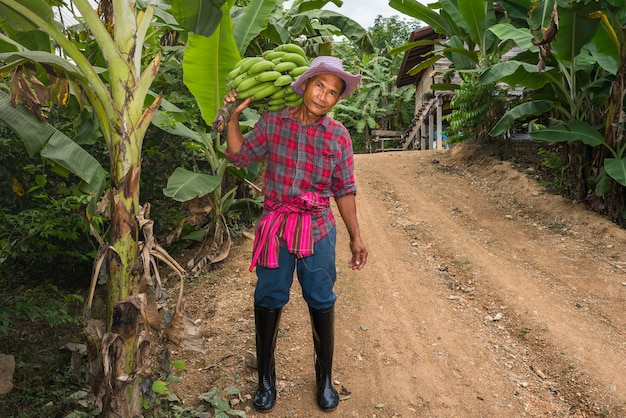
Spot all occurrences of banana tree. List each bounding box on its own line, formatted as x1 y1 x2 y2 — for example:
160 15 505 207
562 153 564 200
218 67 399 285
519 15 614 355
154 100 263 276
0 0 218 415
481 0 625 220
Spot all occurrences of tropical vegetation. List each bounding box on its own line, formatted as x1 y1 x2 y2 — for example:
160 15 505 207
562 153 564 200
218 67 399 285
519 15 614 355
389 0 626 225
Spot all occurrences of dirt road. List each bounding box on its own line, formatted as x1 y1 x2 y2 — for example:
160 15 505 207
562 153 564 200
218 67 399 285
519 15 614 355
176 145 626 417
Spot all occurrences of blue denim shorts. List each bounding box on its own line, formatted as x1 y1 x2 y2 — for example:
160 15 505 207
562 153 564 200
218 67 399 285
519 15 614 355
254 226 337 310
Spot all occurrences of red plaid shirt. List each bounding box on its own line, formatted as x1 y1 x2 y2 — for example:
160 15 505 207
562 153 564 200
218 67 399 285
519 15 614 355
225 107 357 242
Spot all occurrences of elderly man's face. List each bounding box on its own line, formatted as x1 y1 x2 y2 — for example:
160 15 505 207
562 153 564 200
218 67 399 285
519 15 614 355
301 73 343 117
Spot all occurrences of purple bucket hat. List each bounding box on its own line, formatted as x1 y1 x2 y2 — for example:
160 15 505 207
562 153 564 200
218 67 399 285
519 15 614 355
291 56 361 99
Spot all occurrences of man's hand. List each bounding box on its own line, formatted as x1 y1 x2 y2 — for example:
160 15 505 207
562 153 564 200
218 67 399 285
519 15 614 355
348 237 367 270
223 89 251 122
222 90 251 154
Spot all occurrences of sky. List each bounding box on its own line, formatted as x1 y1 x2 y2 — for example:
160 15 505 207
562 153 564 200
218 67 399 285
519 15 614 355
285 0 427 30
323 1 410 29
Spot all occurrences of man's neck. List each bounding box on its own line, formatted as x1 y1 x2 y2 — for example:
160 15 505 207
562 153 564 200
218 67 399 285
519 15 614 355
290 105 324 126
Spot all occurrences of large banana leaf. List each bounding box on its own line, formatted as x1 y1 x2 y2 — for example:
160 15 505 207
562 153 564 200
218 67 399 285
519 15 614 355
0 51 87 79
170 0 234 127
528 119 626 186
443 0 497 53
529 120 605 147
0 18 50 52
488 23 539 53
479 60 556 89
170 0 228 36
290 0 342 13
233 0 277 55
586 11 620 75
388 0 451 35
0 90 106 196
495 0 534 26
182 1 241 127
551 10 598 64
604 158 626 187
0 0 52 31
444 36 477 69
163 167 221 202
527 0 555 45
299 9 373 53
489 100 553 136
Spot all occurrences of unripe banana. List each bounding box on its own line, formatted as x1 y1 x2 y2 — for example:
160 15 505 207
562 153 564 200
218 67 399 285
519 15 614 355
234 57 253 70
248 59 275 75
251 84 283 101
255 70 283 82
280 52 307 67
271 86 295 100
289 65 309 77
263 50 287 61
224 44 310 114
236 75 263 93
270 87 290 100
231 72 249 89
237 81 275 99
273 74 293 87
275 43 307 58
267 103 286 111
226 66 241 82
268 96 287 106
238 57 265 73
274 61 297 73
284 99 302 107
283 92 301 103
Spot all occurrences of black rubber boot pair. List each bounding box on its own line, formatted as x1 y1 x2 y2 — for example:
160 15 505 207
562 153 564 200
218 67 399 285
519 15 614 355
252 305 339 413
252 306 282 413
309 305 340 412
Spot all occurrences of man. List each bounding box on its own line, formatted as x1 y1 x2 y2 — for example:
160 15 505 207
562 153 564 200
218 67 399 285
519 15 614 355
223 56 368 413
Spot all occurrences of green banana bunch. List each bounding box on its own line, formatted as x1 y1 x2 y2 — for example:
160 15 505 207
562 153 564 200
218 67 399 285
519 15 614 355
225 43 309 112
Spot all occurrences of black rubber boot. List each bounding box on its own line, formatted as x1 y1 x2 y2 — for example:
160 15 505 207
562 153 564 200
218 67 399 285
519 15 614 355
309 305 340 411
252 306 282 413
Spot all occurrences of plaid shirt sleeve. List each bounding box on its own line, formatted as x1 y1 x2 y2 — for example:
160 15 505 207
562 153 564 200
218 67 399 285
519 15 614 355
329 122 357 198
224 112 271 167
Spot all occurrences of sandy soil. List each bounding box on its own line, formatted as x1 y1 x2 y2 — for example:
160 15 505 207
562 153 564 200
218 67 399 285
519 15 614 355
170 144 626 418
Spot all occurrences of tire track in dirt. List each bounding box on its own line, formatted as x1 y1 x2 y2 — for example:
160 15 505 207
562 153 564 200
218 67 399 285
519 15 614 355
331 150 626 417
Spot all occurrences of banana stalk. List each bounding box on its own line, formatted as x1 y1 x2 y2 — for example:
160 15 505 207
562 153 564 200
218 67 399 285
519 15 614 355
213 99 241 133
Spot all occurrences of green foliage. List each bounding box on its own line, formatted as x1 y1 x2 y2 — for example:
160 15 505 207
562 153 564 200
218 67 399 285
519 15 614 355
537 147 576 195
480 1 626 222
369 15 421 53
0 134 98 280
0 284 83 338
0 283 90 417
446 74 507 143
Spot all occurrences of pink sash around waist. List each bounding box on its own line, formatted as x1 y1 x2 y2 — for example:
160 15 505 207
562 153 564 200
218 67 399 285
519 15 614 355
249 192 329 271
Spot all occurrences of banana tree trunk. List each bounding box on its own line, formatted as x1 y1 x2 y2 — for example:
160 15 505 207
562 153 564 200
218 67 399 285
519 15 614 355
0 0 161 415
90 1 162 414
